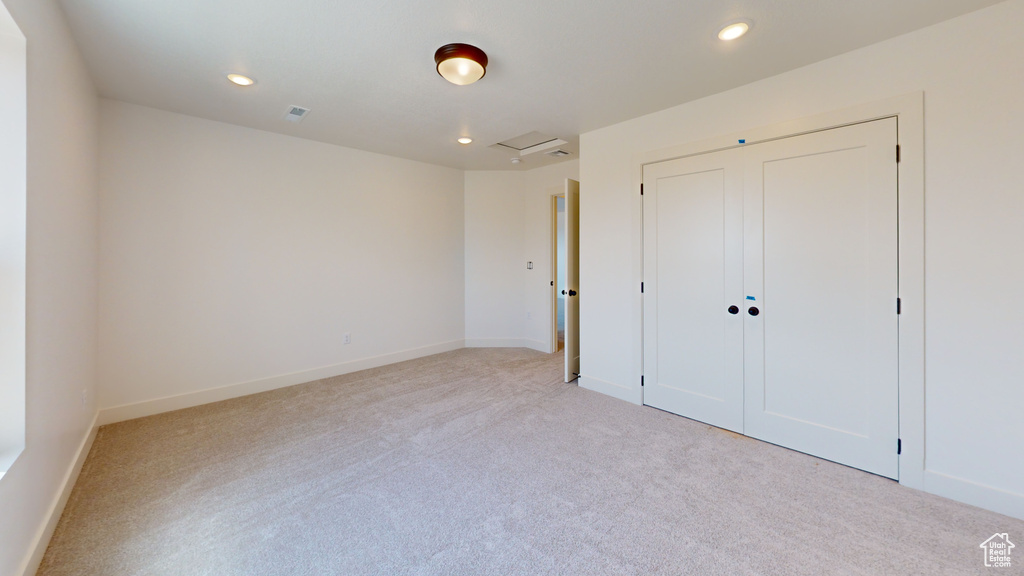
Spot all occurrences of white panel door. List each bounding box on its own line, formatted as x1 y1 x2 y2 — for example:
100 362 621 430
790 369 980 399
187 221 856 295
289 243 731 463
643 149 745 432
743 118 899 479
565 179 580 382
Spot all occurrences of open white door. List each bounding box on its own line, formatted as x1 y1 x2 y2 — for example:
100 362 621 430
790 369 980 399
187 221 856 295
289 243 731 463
564 179 580 382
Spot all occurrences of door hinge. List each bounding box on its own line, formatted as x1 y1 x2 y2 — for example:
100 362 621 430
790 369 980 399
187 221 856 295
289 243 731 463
640 183 644 196
897 298 902 314
896 145 901 163
641 282 644 293
641 375 644 387
898 438 902 455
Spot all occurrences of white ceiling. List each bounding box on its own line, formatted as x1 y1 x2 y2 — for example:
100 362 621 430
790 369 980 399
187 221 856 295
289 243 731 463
58 0 1002 170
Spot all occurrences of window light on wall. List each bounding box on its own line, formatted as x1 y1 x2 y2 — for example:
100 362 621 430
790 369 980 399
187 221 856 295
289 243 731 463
0 2 27 480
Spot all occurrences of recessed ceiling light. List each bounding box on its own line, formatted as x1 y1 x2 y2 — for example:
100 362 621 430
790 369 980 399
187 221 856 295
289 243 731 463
458 137 473 145
435 44 488 85
718 22 750 41
227 74 255 86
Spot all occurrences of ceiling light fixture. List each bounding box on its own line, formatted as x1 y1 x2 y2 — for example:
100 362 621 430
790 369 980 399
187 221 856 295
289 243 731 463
434 43 488 85
227 74 255 86
718 22 750 41
457 137 473 144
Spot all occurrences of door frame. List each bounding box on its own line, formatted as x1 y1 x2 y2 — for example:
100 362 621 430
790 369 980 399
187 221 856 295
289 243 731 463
636 92 925 489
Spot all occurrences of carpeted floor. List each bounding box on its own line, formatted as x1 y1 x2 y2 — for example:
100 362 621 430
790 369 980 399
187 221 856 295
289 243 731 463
39 348 1022 575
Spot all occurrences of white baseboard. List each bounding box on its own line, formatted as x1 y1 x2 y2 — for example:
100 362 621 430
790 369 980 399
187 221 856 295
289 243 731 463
522 339 550 353
97 339 466 426
18 412 98 576
464 338 529 348
579 374 642 405
923 470 1024 521
465 338 554 353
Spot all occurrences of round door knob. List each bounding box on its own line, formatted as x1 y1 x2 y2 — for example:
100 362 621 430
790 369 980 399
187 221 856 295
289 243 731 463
748 306 760 316
728 305 739 315
562 290 567 295
568 290 577 296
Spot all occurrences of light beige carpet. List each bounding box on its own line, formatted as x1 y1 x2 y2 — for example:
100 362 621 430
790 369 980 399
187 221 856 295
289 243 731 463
39 348 1022 575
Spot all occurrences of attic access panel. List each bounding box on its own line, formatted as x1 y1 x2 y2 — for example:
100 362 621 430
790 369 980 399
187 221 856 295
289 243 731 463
495 131 557 150
494 131 567 155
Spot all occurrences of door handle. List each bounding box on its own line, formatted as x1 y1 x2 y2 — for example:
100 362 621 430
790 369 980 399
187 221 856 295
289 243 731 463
748 306 760 316
728 305 739 315
568 290 577 296
562 290 567 295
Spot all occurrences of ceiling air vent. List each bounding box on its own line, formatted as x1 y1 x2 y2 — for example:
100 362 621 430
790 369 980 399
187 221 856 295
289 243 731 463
546 149 571 158
283 105 310 123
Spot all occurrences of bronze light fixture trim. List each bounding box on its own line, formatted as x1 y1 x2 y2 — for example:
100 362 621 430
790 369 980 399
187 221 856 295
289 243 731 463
434 43 488 85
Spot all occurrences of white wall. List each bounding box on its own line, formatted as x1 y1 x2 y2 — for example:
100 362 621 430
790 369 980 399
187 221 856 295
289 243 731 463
464 160 579 352
464 171 526 347
0 0 99 573
579 0 1024 518
98 100 465 416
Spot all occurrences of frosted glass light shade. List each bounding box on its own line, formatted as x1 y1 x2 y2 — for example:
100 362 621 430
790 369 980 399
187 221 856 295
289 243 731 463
435 44 488 85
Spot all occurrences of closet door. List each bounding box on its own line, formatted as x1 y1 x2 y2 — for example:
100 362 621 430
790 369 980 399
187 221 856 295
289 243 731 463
743 118 899 479
643 148 744 433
